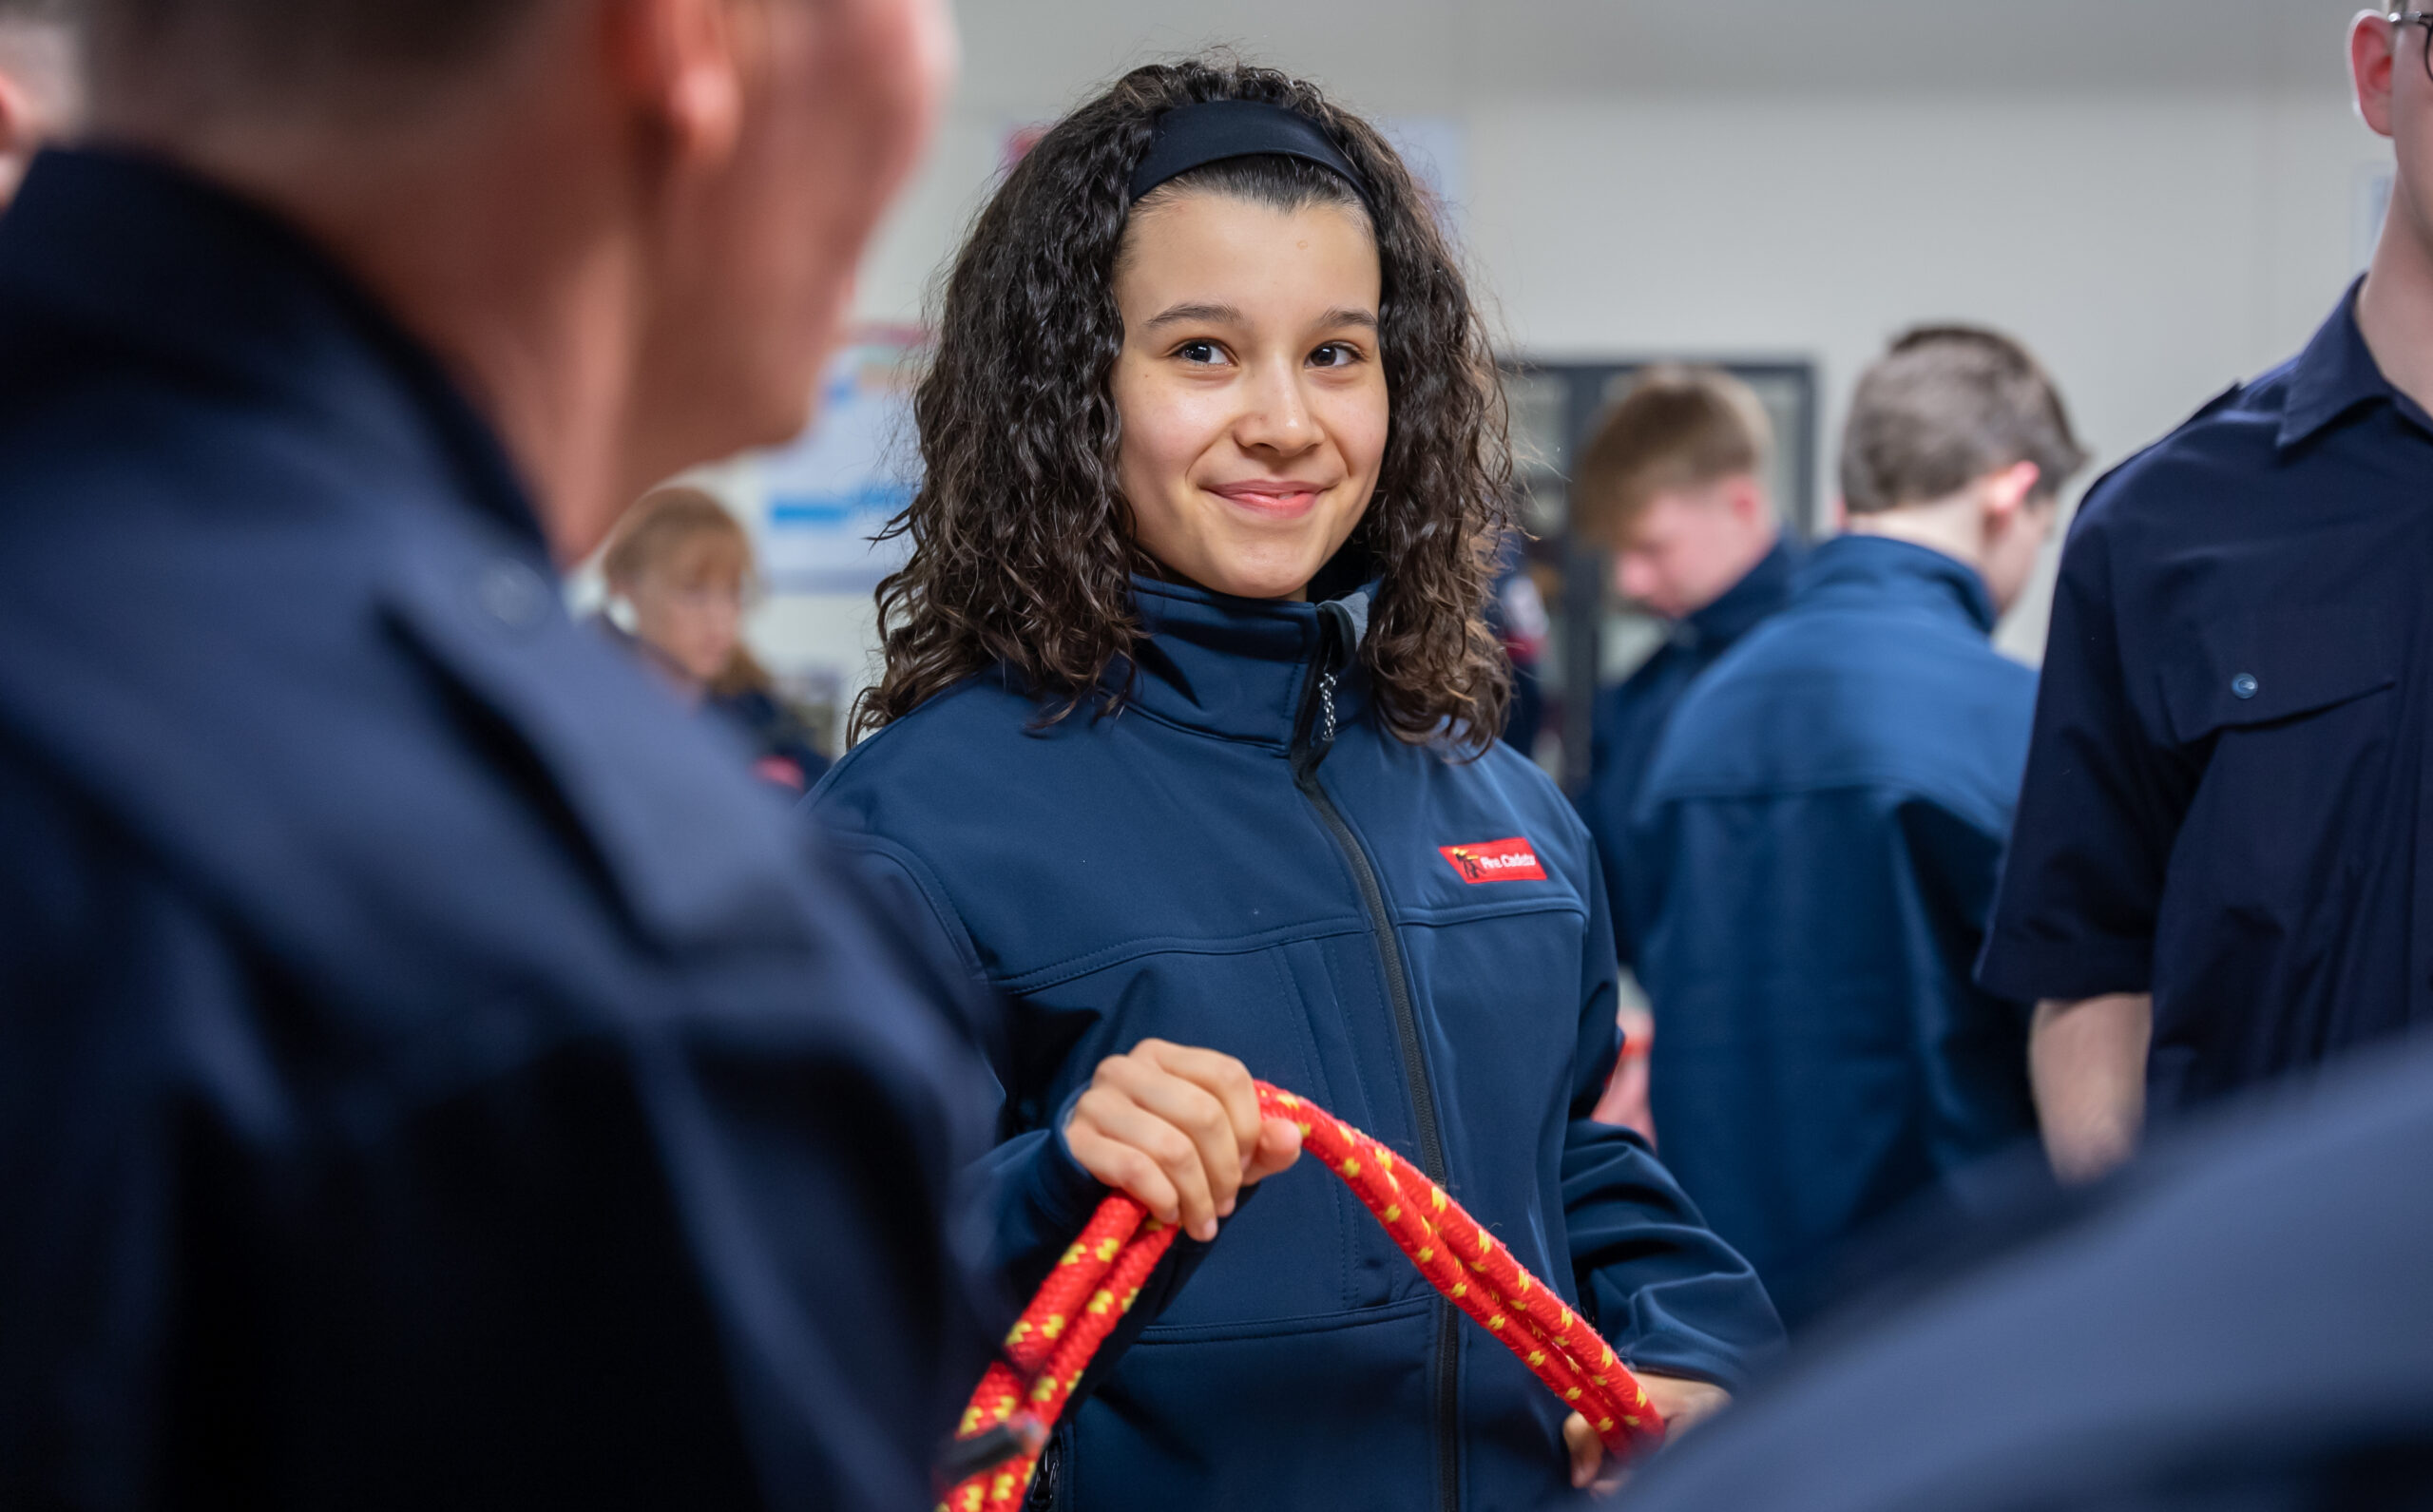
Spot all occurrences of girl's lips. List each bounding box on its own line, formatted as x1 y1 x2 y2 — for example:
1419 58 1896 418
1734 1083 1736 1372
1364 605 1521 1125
1205 482 1329 519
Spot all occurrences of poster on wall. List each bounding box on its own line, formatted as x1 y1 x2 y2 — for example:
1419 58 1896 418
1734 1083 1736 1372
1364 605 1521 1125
752 324 927 594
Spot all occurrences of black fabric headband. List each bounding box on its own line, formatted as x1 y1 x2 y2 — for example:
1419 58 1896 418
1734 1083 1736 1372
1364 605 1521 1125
1127 100 1374 209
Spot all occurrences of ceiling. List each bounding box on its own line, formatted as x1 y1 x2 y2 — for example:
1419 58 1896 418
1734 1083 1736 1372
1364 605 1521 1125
952 0 2370 114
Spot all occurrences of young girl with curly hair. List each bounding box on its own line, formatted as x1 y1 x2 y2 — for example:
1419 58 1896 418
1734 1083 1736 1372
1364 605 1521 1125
809 55 1779 1509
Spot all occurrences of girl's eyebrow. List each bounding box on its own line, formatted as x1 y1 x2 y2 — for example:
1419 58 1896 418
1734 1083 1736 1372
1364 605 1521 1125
1143 300 1243 331
1142 302 1379 332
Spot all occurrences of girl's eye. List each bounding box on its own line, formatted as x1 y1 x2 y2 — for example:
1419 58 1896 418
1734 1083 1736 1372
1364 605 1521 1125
1310 343 1362 369
1176 340 1224 365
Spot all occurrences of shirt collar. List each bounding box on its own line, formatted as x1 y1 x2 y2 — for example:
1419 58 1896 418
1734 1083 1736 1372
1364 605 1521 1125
0 146 547 553
1681 534 1799 647
1800 533 1998 636
1122 576 1374 749
2279 276 2433 450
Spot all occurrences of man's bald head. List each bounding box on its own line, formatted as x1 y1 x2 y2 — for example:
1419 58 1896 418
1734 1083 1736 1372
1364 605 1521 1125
0 0 80 207
71 0 953 558
87 0 540 125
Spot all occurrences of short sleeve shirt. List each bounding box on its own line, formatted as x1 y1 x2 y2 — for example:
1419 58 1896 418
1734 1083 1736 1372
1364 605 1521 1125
1979 282 2433 1116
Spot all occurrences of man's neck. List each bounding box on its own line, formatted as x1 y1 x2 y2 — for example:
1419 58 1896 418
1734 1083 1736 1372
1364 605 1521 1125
1695 526 1779 616
94 73 648 563
1842 500 1982 577
2357 183 2433 416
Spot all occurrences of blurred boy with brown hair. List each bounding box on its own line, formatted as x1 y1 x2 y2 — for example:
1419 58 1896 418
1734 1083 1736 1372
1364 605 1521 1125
1571 368 1795 1131
1573 367 1792 968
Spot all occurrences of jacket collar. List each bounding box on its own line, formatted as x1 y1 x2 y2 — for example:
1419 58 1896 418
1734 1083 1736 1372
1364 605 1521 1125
1124 576 1373 751
1675 534 1799 651
1799 533 1998 636
2279 276 2433 449
0 146 546 551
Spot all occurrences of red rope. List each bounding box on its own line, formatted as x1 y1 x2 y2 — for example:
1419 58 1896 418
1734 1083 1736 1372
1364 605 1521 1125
942 1081 1665 1511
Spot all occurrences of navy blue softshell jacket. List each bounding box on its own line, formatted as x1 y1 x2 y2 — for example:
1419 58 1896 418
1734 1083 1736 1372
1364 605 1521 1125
0 150 996 1509
1575 539 1797 967
811 578 1782 1512
1626 537 2040 1308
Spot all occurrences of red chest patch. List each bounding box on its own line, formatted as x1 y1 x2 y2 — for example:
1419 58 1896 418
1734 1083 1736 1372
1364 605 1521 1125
1438 836 1547 884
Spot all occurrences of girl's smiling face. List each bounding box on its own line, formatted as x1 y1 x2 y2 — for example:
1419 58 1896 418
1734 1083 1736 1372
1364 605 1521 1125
1109 189 1389 601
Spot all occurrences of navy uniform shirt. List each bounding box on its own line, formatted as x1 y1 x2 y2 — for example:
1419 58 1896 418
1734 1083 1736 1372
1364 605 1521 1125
1576 536 1797 966
1980 283 2433 1118
1628 536 2040 1307
0 150 995 1509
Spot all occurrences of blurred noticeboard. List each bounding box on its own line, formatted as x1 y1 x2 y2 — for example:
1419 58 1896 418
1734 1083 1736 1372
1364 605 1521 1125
752 325 926 594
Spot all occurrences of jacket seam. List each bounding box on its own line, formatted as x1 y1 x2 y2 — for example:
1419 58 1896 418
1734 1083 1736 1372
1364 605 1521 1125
815 829 988 981
1642 771 2014 835
993 919 1379 995
1397 898 1588 930
1133 1293 1436 1345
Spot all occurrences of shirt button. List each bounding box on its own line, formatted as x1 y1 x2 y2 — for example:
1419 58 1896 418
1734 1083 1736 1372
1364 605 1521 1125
474 559 551 632
2231 673 2259 699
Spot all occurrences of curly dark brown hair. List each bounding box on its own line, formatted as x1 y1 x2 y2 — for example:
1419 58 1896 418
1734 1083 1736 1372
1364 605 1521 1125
852 54 1514 755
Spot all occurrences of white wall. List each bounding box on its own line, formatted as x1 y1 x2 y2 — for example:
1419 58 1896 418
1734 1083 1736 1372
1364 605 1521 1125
738 3 2396 738
1461 92 2392 658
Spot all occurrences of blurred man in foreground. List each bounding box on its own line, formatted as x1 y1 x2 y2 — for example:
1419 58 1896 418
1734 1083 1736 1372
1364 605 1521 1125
1980 8 2433 1183
1629 328 2084 1320
1616 1036 2433 1512
0 1 993 1507
0 0 77 205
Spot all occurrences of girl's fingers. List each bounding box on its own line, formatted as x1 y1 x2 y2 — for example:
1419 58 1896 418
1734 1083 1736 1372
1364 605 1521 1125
1244 1116 1303 1182
1137 1040 1266 1161
1063 1116 1182 1225
1562 1412 1603 1490
1075 1089 1222 1239
1107 1060 1248 1216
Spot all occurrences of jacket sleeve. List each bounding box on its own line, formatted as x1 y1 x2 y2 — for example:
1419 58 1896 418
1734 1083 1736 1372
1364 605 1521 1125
1894 791 2040 1179
1562 856 1786 1390
810 829 1115 1298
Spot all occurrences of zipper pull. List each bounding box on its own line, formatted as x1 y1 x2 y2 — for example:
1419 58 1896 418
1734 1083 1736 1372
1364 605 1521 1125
1291 600 1359 782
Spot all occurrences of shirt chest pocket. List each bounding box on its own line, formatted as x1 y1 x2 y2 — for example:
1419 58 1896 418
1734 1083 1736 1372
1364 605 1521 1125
2157 607 2403 905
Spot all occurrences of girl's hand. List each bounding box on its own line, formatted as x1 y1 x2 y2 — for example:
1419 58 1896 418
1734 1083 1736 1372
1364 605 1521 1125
1564 1374 1732 1494
1062 1039 1302 1241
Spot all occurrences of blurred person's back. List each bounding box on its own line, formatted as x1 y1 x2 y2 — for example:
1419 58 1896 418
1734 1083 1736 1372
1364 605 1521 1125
1628 327 2087 1322
1612 1029 2433 1512
0 1 994 1507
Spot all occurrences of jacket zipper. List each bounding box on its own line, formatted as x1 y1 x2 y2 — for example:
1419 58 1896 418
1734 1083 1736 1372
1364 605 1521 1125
1291 603 1461 1512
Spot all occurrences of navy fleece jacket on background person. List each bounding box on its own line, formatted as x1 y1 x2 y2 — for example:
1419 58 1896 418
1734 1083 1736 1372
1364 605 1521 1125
1627 536 2040 1317
809 578 1782 1512
1576 537 1798 967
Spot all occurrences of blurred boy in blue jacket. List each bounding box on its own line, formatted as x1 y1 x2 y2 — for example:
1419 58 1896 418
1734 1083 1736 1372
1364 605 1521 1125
1628 327 2088 1319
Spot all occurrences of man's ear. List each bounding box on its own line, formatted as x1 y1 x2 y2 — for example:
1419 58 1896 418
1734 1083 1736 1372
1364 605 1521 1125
2354 9 2399 140
1982 460 2042 521
1720 472 1771 527
606 0 744 168
0 65 36 182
